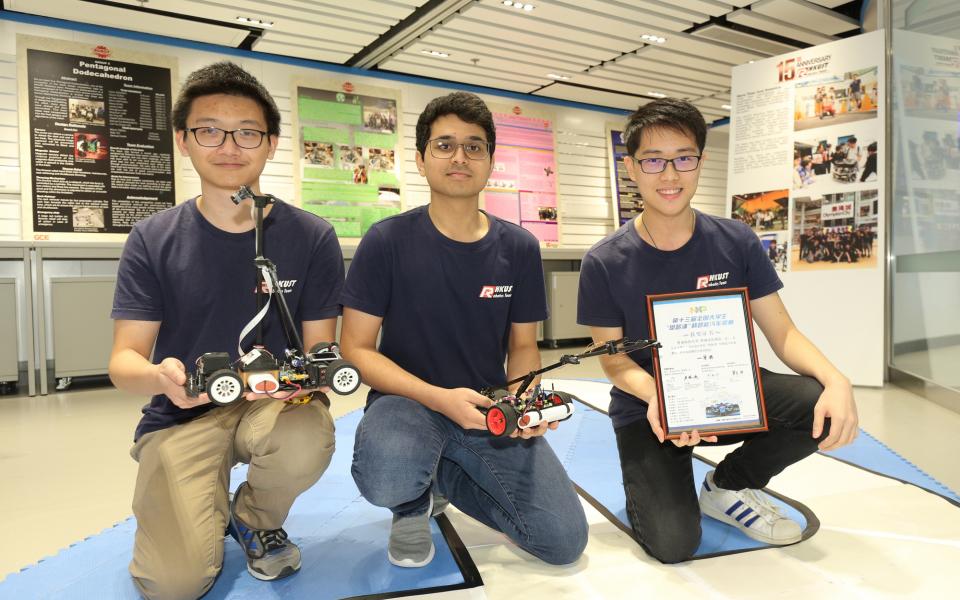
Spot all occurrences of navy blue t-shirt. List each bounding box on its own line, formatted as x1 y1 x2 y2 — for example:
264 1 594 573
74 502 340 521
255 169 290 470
577 211 782 430
111 198 344 440
341 205 548 400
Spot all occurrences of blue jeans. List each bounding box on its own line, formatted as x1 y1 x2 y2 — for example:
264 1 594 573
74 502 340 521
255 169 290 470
352 395 588 565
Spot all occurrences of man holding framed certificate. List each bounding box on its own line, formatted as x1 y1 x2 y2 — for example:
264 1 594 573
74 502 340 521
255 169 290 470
577 98 858 563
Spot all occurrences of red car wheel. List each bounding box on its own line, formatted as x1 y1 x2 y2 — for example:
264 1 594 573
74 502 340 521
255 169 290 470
487 406 507 436
486 403 519 437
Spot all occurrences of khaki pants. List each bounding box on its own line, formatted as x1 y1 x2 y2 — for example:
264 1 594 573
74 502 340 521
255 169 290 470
128 399 335 600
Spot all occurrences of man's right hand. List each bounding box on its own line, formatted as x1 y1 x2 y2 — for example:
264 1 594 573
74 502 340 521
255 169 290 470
442 388 493 430
645 396 716 447
156 357 209 409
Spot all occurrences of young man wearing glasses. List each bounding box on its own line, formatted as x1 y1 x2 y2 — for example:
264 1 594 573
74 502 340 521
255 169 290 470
109 62 343 597
341 91 587 568
577 98 857 563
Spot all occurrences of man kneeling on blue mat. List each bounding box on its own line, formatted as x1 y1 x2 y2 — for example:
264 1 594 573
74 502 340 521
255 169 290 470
341 91 588 568
109 62 343 597
577 98 859 563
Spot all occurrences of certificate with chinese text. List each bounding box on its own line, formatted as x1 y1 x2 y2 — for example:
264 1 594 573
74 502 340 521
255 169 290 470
647 288 767 438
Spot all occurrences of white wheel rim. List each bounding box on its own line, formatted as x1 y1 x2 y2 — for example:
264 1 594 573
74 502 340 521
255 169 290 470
333 369 359 393
211 376 241 402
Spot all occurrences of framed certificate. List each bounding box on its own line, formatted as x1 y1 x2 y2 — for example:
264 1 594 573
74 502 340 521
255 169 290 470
647 287 767 439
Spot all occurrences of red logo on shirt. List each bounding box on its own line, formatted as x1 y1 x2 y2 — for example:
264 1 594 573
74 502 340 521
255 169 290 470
696 272 729 289
479 285 513 298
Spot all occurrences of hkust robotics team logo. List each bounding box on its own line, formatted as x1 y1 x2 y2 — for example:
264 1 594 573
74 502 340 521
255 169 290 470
255 279 297 294
479 285 513 298
696 272 729 290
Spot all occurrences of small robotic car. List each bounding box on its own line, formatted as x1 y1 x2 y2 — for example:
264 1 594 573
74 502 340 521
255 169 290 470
479 337 661 437
484 385 575 437
183 186 362 406
185 342 361 406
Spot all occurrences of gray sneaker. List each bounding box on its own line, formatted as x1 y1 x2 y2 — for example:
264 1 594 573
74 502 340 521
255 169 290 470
388 494 435 568
229 483 302 581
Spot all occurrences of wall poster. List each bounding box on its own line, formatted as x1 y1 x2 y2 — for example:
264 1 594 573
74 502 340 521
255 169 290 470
293 80 403 238
726 30 885 386
17 35 178 240
727 31 884 274
483 105 559 245
606 125 643 229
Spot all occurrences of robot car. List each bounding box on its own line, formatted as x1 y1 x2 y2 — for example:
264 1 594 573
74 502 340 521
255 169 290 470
480 338 660 437
185 342 361 405
484 384 575 437
184 186 361 406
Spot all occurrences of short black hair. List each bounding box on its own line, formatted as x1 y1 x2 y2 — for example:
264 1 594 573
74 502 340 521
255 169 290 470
171 61 281 136
415 92 496 158
867 141 877 152
847 136 858 144
623 98 707 156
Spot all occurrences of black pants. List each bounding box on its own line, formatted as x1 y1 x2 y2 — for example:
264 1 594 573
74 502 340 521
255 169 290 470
614 369 828 564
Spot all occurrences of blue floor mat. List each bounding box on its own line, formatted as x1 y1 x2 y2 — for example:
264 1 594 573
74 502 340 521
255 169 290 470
822 429 960 504
0 410 479 600
546 400 815 558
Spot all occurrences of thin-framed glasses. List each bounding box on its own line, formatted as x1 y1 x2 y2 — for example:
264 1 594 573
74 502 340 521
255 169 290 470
188 127 267 149
427 137 490 160
632 155 701 174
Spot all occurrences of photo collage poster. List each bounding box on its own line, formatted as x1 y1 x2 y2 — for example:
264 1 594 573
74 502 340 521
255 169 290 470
891 29 960 256
727 30 884 273
483 106 559 245
17 35 178 240
294 82 403 238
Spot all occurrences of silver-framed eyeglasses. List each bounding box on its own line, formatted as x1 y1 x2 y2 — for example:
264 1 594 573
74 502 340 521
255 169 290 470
188 127 268 149
427 137 491 160
633 155 701 174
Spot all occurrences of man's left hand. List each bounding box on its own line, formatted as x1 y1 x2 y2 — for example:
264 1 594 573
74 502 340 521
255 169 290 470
812 378 858 451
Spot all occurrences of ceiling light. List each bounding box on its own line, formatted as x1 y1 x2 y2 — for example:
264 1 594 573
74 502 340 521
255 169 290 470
421 50 450 57
648 92 667 98
641 34 666 44
236 16 274 27
721 104 732 110
547 73 570 80
502 1 535 10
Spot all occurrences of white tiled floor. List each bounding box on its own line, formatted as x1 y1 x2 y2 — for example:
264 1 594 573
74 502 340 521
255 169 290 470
2 349 959 598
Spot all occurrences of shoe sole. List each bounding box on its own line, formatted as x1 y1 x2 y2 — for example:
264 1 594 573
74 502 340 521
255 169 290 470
247 560 301 581
388 543 436 568
699 502 802 545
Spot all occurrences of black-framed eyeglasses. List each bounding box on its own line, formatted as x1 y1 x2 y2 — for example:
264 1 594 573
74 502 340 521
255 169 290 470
427 137 490 160
632 155 701 174
187 127 268 149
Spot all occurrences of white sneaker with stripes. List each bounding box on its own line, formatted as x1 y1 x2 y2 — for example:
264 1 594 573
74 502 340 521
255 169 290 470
698 470 802 545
